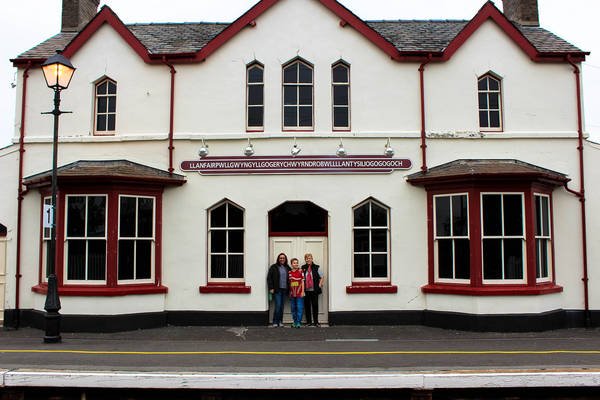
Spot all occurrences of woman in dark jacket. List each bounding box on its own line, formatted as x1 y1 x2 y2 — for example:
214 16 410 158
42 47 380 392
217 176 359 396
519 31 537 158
267 253 291 327
301 253 324 327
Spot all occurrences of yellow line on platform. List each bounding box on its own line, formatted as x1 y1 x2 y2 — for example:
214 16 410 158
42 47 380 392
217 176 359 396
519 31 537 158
0 349 599 356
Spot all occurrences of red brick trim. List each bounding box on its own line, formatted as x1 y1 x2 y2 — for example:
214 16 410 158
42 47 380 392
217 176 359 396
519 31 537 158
32 284 168 296
422 283 563 296
199 283 252 294
346 283 398 294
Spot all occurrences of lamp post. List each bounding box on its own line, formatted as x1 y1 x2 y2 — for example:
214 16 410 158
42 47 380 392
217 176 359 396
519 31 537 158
41 50 75 343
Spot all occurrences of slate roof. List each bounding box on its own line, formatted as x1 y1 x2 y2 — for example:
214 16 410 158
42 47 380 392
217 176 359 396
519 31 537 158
406 159 569 185
23 160 186 188
15 17 583 61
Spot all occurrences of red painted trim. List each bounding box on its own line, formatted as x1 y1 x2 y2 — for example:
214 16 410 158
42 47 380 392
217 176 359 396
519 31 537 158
62 6 151 62
524 186 536 287
421 283 563 296
32 284 168 297
162 58 176 174
15 63 31 322
199 283 252 294
346 283 398 294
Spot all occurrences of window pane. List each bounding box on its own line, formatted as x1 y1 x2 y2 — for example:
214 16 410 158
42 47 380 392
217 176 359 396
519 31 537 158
371 203 387 227
452 195 468 236
87 196 106 237
479 111 489 128
489 93 499 109
211 230 226 253
228 204 243 227
354 203 369 226
333 107 349 128
248 106 263 127
483 239 502 279
118 240 134 280
488 77 499 90
298 63 312 83
211 255 226 278
67 197 86 237
333 64 348 83
541 197 550 235
298 106 312 127
210 204 226 228
482 195 502 236
299 86 312 105
96 115 106 131
248 85 263 105
136 240 152 279
478 93 488 109
284 106 297 127
504 239 523 279
489 111 500 128
354 254 369 278
97 82 107 94
88 240 106 280
228 230 243 253
120 197 136 237
248 66 263 83
284 86 297 105
107 96 116 113
269 202 326 233
437 239 453 279
97 97 107 113
537 239 549 278
353 229 369 252
478 77 488 90
435 196 451 237
228 255 244 278
137 198 154 238
503 195 523 236
455 239 470 279
283 64 297 83
107 114 116 131
107 81 117 94
67 240 86 280
371 254 387 278
334 86 349 105
371 229 387 252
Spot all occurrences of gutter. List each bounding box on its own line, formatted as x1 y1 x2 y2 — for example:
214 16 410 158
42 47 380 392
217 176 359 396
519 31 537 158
418 54 433 172
162 57 176 174
564 55 590 327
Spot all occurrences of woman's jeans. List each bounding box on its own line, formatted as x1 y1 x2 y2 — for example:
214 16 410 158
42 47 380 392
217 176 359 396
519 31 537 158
272 289 286 325
290 296 304 325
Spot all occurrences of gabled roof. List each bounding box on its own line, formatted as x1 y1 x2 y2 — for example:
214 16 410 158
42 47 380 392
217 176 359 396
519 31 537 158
406 159 570 186
23 160 186 188
11 0 587 66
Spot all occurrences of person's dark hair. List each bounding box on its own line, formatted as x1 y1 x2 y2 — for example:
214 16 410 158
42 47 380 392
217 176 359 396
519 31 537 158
276 252 288 266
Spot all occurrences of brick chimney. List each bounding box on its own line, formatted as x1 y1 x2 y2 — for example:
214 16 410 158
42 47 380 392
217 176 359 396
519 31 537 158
502 0 539 26
61 0 100 32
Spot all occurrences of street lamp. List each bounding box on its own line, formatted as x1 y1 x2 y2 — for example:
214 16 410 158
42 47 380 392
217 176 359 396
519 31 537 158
41 50 75 343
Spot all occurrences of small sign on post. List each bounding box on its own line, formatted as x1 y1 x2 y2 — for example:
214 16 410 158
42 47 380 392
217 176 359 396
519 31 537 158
43 204 53 229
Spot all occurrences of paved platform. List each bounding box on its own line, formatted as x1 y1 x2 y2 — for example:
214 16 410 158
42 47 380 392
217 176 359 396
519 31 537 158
0 325 599 390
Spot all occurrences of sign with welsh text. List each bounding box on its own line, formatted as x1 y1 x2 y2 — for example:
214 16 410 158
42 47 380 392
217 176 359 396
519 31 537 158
181 156 412 175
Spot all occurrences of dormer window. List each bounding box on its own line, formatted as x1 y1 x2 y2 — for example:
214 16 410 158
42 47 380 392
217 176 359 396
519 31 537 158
283 58 313 130
478 73 502 131
94 78 117 135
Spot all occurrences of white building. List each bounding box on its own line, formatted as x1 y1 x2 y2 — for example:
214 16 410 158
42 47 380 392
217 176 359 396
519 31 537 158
1 0 598 331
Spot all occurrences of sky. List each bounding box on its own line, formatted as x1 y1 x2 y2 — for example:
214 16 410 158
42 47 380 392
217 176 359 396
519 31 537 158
0 0 598 147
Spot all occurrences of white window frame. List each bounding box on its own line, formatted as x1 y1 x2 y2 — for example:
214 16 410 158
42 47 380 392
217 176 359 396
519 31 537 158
64 194 108 284
332 61 350 131
282 59 314 130
117 195 156 284
208 200 245 283
478 73 502 132
534 193 552 282
481 192 526 284
246 62 264 131
352 199 390 282
433 193 470 284
94 78 117 135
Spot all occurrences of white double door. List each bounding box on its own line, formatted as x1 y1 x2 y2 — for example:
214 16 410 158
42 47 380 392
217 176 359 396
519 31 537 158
269 236 328 324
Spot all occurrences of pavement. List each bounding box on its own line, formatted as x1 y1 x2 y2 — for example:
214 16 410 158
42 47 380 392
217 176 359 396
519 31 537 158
1 324 600 390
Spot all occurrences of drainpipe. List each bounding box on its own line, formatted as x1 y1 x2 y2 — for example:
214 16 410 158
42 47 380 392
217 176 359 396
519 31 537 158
162 57 176 174
564 55 590 327
14 62 32 329
418 54 432 172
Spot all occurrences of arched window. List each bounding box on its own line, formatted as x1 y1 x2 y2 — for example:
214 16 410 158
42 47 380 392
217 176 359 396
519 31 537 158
283 58 313 129
208 200 245 281
478 73 502 131
352 199 390 281
332 61 350 130
246 62 264 130
94 78 117 134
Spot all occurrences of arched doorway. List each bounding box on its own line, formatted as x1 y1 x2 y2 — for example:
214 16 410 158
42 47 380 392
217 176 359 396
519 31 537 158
268 201 328 325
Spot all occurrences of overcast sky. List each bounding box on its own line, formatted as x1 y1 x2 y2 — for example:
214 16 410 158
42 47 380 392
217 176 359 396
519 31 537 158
1 0 598 147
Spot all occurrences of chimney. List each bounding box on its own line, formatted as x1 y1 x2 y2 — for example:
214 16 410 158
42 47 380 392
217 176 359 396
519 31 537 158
61 0 100 32
502 0 539 26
